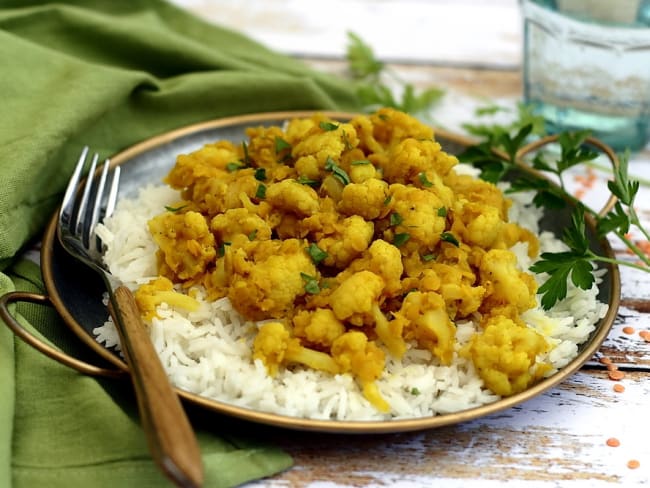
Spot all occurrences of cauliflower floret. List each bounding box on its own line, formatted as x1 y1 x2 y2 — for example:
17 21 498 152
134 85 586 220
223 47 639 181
148 210 217 283
347 239 404 296
291 120 359 169
429 261 485 320
398 291 456 365
479 249 538 314
338 178 390 220
226 238 316 320
253 322 339 376
385 184 447 253
292 308 346 348
265 179 320 217
317 215 374 269
331 331 389 412
451 200 504 249
462 315 552 396
164 141 239 190
364 107 434 146
329 270 384 326
381 137 458 184
210 207 272 243
348 160 378 183
134 276 200 321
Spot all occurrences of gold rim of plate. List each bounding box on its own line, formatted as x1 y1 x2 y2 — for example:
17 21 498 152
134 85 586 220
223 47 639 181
40 111 621 434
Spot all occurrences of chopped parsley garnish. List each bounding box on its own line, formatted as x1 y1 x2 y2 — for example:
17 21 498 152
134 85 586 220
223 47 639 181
418 172 434 188
247 229 258 241
351 159 371 165
164 204 187 213
254 167 267 181
241 141 250 166
296 175 320 188
274 136 292 153
393 233 410 247
341 131 353 150
324 156 351 186
300 272 321 294
437 207 447 217
421 253 436 262
217 241 231 257
306 243 328 265
255 183 266 199
410 387 421 396
440 232 459 247
383 195 392 206
319 121 339 131
226 162 245 172
390 212 403 226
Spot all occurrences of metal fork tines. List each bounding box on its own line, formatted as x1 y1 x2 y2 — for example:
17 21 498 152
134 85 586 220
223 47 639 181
58 146 120 266
56 147 204 488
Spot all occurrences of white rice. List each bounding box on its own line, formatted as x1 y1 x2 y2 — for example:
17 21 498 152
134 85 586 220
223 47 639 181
93 173 608 421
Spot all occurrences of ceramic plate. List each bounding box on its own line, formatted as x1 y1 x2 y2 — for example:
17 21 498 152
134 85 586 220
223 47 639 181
40 112 620 433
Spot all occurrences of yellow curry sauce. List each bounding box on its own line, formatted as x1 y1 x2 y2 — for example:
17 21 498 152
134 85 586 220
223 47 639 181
135 108 552 411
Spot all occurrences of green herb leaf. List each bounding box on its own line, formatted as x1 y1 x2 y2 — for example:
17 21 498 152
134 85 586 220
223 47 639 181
351 159 371 165
421 253 436 262
437 207 447 217
296 175 321 188
390 212 403 226
306 243 328 265
530 251 595 309
218 241 231 257
254 167 267 181
440 232 459 247
247 229 258 241
164 204 187 213
274 136 292 154
255 183 266 199
607 152 639 206
418 172 433 188
241 141 250 166
597 201 630 237
226 162 245 172
319 121 339 132
346 31 384 80
393 233 410 247
300 272 321 294
324 156 351 186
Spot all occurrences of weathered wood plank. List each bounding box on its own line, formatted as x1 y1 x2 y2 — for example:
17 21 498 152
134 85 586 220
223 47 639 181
249 369 649 487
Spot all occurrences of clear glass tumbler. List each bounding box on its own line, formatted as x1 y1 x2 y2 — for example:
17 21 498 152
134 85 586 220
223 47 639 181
521 0 650 151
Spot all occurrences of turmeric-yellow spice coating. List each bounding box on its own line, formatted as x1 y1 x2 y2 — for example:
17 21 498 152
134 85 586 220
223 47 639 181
139 108 551 411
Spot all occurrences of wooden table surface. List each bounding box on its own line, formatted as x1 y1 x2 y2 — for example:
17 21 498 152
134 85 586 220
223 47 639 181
171 1 650 486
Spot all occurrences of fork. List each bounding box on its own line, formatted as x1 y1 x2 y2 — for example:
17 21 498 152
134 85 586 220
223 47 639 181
58 147 204 488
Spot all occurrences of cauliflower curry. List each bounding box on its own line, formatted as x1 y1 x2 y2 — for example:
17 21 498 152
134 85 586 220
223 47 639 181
138 108 551 412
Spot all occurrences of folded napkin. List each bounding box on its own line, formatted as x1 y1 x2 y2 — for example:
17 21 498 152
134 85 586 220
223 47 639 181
0 1 360 486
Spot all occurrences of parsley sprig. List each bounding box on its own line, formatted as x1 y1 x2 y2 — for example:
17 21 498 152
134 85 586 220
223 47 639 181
345 32 444 114
461 110 650 309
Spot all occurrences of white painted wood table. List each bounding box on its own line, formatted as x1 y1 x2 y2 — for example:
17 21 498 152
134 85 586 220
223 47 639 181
172 1 650 486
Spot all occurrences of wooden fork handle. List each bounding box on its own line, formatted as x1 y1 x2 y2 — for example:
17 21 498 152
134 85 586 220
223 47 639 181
110 285 204 488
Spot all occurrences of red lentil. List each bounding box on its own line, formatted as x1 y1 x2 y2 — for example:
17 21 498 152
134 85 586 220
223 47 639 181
608 370 625 381
613 384 625 393
606 437 620 447
622 326 635 335
627 460 640 470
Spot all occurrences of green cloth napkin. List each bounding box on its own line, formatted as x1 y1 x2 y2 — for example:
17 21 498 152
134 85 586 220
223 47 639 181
0 1 361 486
